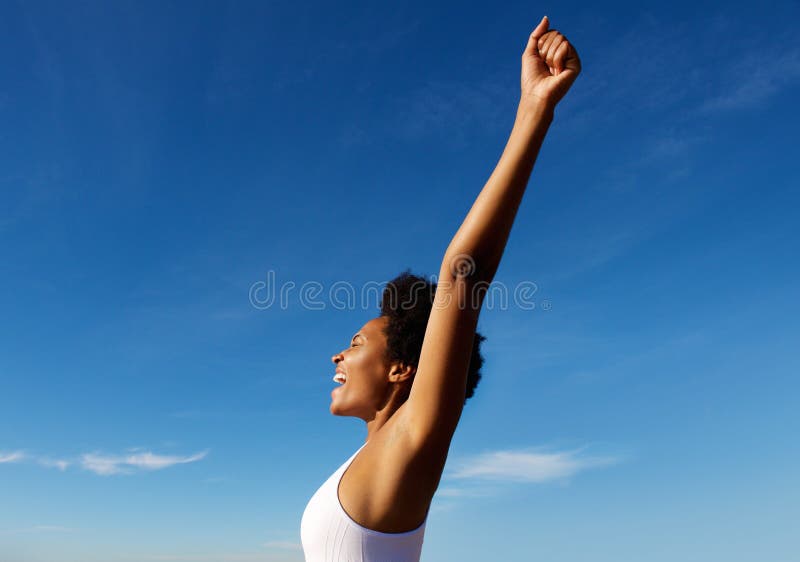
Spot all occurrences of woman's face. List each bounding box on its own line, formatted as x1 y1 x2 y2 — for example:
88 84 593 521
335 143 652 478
329 316 393 420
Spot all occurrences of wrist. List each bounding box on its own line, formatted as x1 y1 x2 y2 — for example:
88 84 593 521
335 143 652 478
515 97 555 130
517 96 555 121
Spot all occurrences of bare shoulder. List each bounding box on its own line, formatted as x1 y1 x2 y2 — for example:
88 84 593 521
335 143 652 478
338 405 451 533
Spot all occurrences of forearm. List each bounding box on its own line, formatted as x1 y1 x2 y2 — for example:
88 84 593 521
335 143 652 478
444 99 554 282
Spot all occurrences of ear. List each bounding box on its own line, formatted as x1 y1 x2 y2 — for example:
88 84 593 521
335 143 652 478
388 362 416 384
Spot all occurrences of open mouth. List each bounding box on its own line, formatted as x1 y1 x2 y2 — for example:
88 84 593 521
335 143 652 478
331 372 347 400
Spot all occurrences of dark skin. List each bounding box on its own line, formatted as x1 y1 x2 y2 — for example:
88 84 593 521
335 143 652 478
330 316 415 435
331 316 439 532
328 16 581 533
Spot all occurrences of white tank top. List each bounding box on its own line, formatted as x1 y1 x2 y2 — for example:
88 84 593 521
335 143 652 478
300 444 427 562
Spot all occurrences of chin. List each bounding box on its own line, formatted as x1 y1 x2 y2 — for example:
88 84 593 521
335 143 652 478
329 400 346 416
330 399 361 418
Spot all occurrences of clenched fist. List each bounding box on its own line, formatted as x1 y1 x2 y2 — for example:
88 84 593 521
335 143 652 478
520 16 581 108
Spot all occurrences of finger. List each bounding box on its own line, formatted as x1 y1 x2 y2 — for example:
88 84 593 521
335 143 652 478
540 31 561 62
537 30 556 54
553 45 581 89
552 39 570 74
524 16 549 56
545 35 564 70
564 42 582 74
538 35 559 74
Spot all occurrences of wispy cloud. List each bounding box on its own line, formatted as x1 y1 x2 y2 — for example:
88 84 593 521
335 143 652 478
434 486 493 499
448 446 620 483
700 48 800 112
0 525 75 535
145 552 288 562
80 450 209 476
37 457 70 471
144 551 301 562
1 447 209 475
0 451 25 463
558 11 800 143
387 74 512 148
202 476 228 484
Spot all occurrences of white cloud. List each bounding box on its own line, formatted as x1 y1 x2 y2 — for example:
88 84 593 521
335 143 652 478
81 453 127 475
434 487 492 499
448 447 619 483
38 457 70 471
1 448 209 475
125 451 208 470
434 487 470 498
80 450 208 476
144 553 296 561
0 451 24 463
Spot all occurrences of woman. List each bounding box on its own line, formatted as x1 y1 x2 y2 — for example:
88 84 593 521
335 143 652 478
300 15 581 561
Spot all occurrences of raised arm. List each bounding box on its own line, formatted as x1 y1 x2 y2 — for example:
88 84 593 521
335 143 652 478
405 17 581 445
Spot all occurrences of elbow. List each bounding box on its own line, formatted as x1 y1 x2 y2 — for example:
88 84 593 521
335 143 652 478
437 253 494 311
442 249 497 284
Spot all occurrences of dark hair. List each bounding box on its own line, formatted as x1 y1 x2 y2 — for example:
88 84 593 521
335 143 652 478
379 269 486 404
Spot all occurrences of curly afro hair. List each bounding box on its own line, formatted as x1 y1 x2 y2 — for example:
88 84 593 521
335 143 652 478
379 269 486 405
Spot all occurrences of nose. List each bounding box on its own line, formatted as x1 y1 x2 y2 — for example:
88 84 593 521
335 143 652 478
331 351 344 365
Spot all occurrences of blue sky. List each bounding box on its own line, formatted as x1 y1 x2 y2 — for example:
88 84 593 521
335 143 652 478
1 0 799 560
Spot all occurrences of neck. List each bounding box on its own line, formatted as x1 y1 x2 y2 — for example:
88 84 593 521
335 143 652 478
363 385 409 443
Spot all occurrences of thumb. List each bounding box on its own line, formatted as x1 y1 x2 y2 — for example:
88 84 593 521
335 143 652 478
523 16 549 57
